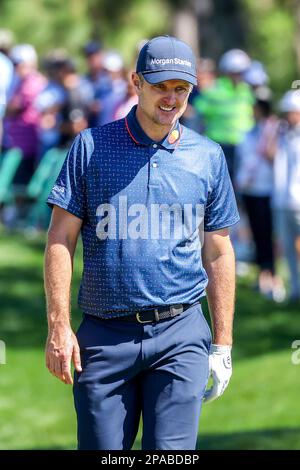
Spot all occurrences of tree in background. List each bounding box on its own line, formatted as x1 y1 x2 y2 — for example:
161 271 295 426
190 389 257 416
242 0 297 97
0 0 298 95
0 0 169 67
86 0 169 65
168 0 298 97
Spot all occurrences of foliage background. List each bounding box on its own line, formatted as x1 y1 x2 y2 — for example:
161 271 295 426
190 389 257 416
0 0 299 95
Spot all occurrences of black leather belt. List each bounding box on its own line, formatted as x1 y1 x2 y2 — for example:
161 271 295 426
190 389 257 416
87 303 197 324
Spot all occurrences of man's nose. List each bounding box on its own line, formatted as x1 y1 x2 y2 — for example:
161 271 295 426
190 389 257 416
162 91 177 105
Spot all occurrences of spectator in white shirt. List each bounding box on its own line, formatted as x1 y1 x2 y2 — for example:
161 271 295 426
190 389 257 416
273 90 300 302
236 89 285 301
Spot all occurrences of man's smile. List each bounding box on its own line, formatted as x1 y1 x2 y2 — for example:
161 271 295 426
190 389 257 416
158 105 176 112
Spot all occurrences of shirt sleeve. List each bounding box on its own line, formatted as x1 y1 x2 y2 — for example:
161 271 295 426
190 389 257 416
204 146 240 231
47 133 87 219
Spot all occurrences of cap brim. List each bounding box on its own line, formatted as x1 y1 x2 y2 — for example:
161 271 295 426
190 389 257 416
142 70 197 86
280 106 300 113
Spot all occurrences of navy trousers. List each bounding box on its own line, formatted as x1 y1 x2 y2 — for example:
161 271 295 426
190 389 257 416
73 302 211 450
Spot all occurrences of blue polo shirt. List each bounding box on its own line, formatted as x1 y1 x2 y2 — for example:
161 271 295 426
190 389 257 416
47 105 239 317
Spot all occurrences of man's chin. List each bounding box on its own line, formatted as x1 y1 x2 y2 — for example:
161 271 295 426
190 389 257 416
154 113 179 127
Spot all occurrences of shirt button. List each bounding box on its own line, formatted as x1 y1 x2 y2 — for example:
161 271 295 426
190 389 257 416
153 143 158 148
152 162 158 168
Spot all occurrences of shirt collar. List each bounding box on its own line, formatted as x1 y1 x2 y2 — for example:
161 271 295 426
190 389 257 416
125 105 181 151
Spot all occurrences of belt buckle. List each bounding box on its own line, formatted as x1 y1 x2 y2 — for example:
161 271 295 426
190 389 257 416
136 312 153 324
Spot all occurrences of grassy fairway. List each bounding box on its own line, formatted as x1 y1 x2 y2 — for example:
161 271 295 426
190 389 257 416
0 232 299 449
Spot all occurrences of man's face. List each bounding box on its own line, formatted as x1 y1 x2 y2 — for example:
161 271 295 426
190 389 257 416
15 61 35 78
228 72 243 85
132 73 192 128
286 111 300 127
86 52 104 72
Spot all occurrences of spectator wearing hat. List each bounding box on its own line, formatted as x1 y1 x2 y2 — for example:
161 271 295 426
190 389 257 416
243 60 269 90
98 51 127 125
4 44 46 184
272 90 300 302
57 59 94 148
194 49 254 180
82 41 112 127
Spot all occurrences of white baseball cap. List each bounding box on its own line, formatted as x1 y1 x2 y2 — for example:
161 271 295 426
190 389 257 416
243 60 269 86
104 51 123 72
279 90 300 112
219 49 251 74
10 44 37 65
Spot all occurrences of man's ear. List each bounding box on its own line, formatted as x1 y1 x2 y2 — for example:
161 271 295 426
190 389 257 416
131 72 142 92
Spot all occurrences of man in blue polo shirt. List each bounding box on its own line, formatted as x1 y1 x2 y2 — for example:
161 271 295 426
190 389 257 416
44 36 239 450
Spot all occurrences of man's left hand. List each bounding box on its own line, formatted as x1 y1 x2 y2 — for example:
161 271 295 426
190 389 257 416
203 344 232 404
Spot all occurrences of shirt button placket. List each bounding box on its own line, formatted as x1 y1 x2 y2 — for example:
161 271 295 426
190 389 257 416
148 144 159 187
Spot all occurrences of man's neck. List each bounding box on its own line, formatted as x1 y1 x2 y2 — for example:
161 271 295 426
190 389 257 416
135 106 172 142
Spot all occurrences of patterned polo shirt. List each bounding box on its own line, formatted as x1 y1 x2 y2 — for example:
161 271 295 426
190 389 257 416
47 105 239 318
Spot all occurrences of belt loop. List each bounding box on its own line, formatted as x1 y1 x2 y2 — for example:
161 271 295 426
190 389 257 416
170 304 184 317
154 308 160 322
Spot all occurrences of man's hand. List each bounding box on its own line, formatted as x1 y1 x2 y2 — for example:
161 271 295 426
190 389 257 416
203 344 232 404
45 324 82 385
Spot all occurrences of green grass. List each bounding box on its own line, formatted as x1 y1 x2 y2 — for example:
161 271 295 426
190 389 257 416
0 232 300 450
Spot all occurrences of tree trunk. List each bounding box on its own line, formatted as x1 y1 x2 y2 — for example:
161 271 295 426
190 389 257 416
172 7 200 57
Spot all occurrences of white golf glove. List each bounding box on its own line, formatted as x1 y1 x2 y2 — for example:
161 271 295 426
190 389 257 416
203 344 232 404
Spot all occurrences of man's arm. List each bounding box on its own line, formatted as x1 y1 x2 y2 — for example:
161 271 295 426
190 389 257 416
202 228 235 346
44 205 83 385
201 227 236 403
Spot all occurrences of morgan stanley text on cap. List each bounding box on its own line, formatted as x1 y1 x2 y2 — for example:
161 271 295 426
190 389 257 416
136 35 197 86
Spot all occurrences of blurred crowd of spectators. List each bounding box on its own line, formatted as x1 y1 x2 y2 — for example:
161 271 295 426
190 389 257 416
0 29 138 182
0 29 300 303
